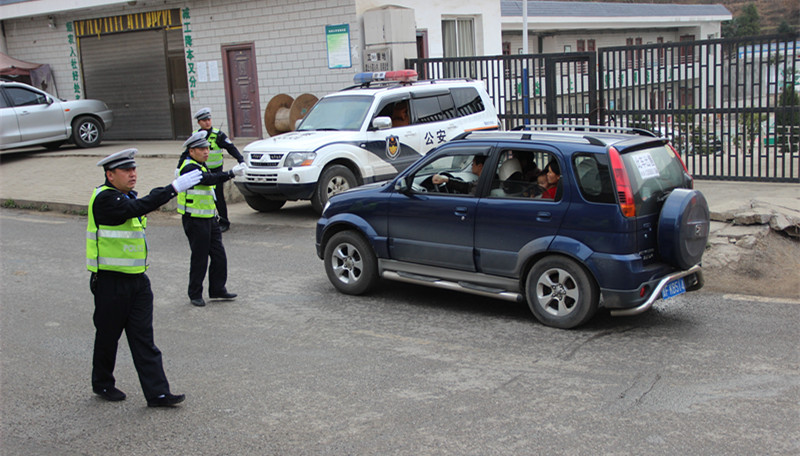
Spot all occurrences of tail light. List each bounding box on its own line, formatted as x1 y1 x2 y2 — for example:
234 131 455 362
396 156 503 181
608 146 636 217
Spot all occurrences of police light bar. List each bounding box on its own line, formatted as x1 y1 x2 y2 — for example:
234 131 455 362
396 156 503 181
353 70 418 85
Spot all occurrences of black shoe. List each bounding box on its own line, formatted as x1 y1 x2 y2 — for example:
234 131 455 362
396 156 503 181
94 387 126 402
147 393 185 408
220 224 230 233
190 298 206 307
209 292 237 300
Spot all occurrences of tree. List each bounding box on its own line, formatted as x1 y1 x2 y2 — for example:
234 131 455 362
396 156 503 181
722 3 762 38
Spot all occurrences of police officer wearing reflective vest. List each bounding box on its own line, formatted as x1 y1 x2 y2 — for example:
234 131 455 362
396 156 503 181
87 148 201 407
178 131 247 307
191 107 245 232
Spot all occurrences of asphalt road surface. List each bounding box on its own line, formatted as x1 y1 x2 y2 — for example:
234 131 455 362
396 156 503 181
1 208 798 455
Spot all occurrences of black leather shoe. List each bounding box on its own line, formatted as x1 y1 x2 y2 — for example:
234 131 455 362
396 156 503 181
94 387 126 402
209 292 237 300
147 393 185 408
190 298 206 307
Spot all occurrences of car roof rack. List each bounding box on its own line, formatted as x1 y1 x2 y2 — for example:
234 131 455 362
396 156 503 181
510 124 658 137
452 124 662 147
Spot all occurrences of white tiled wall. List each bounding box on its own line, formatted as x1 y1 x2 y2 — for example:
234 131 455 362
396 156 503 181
3 0 360 138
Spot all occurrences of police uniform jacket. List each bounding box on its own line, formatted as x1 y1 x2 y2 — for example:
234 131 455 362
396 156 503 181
196 128 244 168
92 180 177 227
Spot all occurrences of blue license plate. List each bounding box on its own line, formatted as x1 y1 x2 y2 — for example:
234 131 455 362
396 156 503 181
661 278 686 300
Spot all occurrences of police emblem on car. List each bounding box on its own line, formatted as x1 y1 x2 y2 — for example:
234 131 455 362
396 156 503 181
386 135 400 160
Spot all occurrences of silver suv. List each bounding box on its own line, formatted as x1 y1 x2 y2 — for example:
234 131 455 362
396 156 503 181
0 81 113 150
235 71 500 213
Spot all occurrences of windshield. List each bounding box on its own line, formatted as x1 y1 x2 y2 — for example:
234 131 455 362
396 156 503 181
296 95 373 131
620 144 687 215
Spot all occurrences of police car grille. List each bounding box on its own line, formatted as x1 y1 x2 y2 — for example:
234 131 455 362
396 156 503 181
249 153 284 169
244 173 278 183
250 162 281 168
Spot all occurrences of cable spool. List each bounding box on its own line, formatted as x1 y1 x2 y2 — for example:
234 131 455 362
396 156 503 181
264 93 318 136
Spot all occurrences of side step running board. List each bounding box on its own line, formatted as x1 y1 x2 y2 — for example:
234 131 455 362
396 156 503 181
382 270 524 303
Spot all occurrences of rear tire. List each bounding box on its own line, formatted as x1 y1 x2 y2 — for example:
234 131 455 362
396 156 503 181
244 195 286 212
525 256 598 329
311 164 357 214
324 231 378 295
72 116 103 148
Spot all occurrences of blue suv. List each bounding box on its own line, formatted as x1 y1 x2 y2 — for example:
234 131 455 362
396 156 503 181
316 126 710 328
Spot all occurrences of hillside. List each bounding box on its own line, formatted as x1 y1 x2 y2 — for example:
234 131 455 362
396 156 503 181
546 0 799 34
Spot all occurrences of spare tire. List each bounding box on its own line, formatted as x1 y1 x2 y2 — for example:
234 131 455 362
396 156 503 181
658 188 710 269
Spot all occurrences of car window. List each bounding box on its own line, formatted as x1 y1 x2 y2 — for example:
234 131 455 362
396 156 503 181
296 95 372 131
0 91 9 108
489 150 556 199
375 99 412 128
5 87 47 107
412 93 455 124
573 154 615 204
408 146 490 196
451 87 486 117
620 144 686 215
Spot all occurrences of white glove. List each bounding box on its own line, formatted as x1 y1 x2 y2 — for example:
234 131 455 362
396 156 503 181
230 162 247 176
172 169 202 193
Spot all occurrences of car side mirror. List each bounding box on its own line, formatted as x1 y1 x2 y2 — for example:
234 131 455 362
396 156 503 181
394 176 410 194
372 116 392 130
45 96 54 105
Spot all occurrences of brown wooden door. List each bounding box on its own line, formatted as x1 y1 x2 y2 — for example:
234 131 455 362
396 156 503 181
222 44 261 138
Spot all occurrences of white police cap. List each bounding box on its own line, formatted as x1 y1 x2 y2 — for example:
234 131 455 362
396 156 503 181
97 148 137 170
182 131 210 149
194 107 211 120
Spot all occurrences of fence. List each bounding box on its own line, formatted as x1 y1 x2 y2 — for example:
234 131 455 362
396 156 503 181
407 33 800 182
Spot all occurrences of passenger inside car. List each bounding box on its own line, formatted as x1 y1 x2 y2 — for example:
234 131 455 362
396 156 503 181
391 101 410 127
540 160 562 200
431 155 485 194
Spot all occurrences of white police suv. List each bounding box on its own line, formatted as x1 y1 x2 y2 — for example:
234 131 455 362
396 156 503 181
234 70 500 213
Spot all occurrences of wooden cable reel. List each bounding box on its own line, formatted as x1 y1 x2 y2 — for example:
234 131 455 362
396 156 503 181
264 93 318 136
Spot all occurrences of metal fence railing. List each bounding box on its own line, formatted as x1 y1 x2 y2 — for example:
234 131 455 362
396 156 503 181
407 33 799 182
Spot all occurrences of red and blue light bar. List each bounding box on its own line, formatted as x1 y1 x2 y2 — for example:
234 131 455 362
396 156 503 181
353 69 418 85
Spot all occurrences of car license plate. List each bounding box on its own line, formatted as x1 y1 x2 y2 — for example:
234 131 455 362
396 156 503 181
661 278 686 300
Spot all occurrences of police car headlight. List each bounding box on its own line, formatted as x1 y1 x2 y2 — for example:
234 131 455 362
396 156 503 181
285 152 316 167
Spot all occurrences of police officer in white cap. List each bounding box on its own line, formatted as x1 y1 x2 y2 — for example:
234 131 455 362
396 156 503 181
177 132 247 307
187 107 245 232
87 148 201 407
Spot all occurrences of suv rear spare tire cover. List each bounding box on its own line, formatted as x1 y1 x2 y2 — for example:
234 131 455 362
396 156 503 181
657 188 710 269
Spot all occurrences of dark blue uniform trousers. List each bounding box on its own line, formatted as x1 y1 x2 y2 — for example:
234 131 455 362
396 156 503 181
92 271 170 400
182 214 228 300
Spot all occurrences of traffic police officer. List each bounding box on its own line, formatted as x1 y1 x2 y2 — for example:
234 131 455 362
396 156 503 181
87 148 201 407
191 107 245 232
178 132 247 307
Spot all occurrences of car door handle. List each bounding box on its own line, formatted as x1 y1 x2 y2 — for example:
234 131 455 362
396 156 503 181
536 211 552 222
454 206 468 220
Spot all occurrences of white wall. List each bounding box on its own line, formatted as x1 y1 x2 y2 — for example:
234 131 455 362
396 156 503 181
2 0 359 137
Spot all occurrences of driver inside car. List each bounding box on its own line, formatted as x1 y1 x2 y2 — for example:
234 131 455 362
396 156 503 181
431 155 486 194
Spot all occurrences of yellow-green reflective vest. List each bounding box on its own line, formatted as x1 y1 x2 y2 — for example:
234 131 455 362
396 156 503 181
86 186 148 273
194 128 223 169
177 159 216 218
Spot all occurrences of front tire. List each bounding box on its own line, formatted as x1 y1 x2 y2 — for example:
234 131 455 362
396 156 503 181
324 231 378 295
525 256 598 329
244 195 286 212
72 116 103 148
311 164 357 213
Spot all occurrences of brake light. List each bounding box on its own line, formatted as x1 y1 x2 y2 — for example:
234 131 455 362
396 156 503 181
353 70 418 85
608 146 636 217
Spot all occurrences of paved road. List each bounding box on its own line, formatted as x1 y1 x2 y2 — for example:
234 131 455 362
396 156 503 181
2 209 798 455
